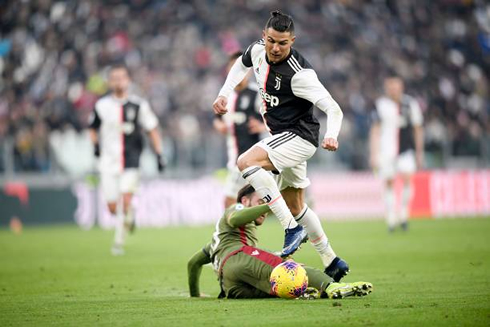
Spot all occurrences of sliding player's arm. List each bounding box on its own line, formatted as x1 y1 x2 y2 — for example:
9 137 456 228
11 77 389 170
291 70 343 151
226 204 271 228
187 244 212 297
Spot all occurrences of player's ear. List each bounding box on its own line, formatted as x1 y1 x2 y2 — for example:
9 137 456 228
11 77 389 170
262 29 267 40
290 35 296 45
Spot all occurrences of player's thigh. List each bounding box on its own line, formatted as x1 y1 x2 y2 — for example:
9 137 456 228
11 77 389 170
120 169 140 195
275 161 311 192
397 150 416 176
256 132 316 173
378 155 396 181
101 173 120 204
224 166 247 199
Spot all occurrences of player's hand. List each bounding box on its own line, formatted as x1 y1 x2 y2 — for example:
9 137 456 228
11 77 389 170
156 154 166 173
213 96 228 115
321 137 339 151
248 117 266 134
213 118 228 134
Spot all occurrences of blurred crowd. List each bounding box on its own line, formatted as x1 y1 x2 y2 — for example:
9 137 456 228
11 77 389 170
0 0 488 173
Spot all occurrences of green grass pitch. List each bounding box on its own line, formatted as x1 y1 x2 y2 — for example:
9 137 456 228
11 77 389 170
1 218 489 326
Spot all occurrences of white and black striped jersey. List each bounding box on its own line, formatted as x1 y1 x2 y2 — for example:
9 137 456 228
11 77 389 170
372 95 423 158
88 94 158 173
241 39 329 147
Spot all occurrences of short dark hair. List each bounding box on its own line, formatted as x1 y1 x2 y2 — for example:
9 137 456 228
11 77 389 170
265 10 294 33
229 51 243 64
109 63 130 76
236 184 256 203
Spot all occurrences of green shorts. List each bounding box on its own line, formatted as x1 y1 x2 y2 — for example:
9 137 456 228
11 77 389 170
220 245 283 299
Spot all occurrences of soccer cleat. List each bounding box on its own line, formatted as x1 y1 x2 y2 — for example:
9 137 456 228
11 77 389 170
296 287 320 300
280 225 308 258
351 281 373 296
324 281 373 299
124 220 136 234
324 257 350 282
400 221 409 232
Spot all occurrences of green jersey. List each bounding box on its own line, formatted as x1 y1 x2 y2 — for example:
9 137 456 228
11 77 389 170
209 203 269 271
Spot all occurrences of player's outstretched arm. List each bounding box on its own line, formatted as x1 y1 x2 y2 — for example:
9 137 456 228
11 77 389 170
213 56 251 115
187 246 212 297
148 127 165 172
290 69 343 151
369 122 380 171
227 204 271 228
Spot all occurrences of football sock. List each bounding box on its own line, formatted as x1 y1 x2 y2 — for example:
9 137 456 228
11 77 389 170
241 166 298 229
400 183 412 224
295 205 336 267
384 186 396 229
304 266 332 293
114 201 126 247
124 205 134 225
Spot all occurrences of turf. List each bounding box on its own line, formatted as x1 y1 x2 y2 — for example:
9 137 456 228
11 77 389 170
0 218 489 326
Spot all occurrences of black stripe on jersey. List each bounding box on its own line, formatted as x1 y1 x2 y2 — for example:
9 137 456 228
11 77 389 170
242 167 260 179
270 133 297 149
267 132 293 147
88 109 101 129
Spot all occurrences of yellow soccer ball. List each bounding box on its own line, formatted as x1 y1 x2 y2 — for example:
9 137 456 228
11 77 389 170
270 260 308 299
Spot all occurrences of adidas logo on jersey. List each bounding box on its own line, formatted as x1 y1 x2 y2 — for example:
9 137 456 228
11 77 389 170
259 88 280 108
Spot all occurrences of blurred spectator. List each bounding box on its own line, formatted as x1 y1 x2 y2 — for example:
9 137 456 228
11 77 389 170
0 0 488 174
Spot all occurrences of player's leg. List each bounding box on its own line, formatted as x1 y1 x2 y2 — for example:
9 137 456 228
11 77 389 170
221 252 276 299
120 169 139 233
303 266 373 299
101 173 125 255
238 135 310 256
279 165 349 282
397 151 416 231
380 156 397 232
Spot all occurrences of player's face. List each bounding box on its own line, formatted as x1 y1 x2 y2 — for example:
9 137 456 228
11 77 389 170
263 28 295 64
108 68 131 95
384 78 404 102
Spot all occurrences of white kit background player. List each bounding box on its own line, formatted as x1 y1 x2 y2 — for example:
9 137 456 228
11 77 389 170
213 11 349 281
369 76 424 232
213 51 266 208
89 64 165 255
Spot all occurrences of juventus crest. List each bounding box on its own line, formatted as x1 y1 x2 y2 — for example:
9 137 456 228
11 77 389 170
274 74 282 91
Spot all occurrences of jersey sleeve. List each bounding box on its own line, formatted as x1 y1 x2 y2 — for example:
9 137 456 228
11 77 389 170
88 105 101 130
291 69 330 104
226 204 270 228
410 99 423 127
138 100 159 131
241 41 258 68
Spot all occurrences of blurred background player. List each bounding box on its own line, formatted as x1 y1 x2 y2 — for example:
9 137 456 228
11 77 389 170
369 76 424 232
213 11 349 280
213 51 266 208
187 184 372 299
88 64 165 255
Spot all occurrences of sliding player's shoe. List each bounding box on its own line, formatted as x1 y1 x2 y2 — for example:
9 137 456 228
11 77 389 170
324 257 350 282
280 225 308 258
297 287 321 300
351 281 373 297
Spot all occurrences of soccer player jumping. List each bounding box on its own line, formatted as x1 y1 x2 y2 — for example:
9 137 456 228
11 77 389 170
213 11 349 281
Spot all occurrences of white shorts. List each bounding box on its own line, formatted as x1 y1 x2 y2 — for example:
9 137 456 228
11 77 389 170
224 166 247 198
379 150 416 180
101 169 140 203
256 131 316 190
